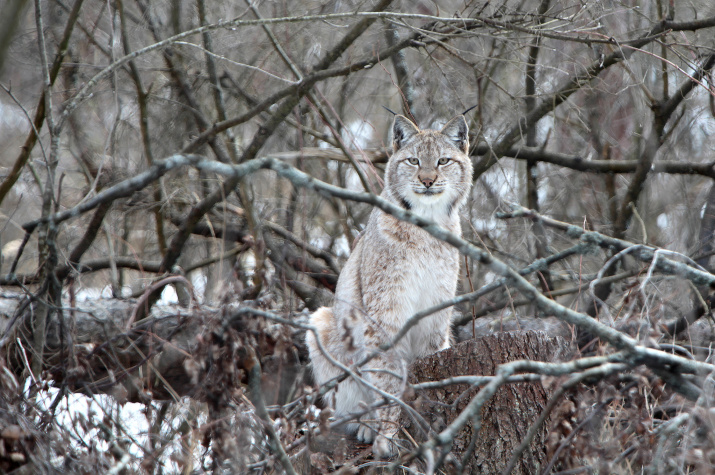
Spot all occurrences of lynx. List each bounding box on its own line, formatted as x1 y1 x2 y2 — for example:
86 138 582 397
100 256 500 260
306 114 473 457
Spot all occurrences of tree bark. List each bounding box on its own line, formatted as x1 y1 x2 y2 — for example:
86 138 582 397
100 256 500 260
406 331 572 474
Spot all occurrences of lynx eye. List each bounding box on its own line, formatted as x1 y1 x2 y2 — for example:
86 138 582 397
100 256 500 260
438 157 451 165
407 157 419 165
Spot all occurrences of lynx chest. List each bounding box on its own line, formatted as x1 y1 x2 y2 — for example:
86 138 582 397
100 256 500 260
362 222 458 356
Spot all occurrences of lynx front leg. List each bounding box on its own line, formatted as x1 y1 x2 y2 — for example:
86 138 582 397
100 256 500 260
354 354 407 458
372 373 406 458
307 307 379 436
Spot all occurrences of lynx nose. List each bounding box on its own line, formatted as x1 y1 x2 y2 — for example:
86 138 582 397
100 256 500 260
420 175 435 188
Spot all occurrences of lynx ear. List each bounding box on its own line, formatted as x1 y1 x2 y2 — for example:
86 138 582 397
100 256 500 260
392 115 420 151
440 115 469 153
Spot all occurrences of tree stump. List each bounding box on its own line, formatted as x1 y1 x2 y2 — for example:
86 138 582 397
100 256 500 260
405 331 572 474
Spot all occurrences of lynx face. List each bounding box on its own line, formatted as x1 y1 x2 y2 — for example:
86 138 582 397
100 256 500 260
384 115 473 224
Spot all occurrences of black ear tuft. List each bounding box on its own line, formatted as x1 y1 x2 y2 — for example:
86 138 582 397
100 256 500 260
392 115 420 151
440 116 469 153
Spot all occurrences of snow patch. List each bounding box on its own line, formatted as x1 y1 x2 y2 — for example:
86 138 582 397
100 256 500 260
656 213 669 229
158 284 178 305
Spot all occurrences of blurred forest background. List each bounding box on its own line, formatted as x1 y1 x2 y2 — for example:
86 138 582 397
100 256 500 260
1 0 715 473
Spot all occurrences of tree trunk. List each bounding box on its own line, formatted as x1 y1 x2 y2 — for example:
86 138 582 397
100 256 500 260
0 294 304 405
406 331 572 474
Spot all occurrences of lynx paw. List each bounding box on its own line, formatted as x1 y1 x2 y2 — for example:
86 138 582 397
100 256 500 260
355 418 403 458
356 421 377 443
372 434 400 459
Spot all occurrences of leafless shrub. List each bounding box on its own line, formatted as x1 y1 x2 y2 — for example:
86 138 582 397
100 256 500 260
1 0 715 473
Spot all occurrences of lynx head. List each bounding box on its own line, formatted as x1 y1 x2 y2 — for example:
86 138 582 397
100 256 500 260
384 115 473 223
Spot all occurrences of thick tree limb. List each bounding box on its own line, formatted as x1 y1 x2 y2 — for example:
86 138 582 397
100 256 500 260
272 146 715 179
498 204 715 287
15 154 715 400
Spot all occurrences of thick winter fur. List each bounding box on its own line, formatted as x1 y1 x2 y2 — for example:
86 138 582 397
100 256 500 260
305 115 473 457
